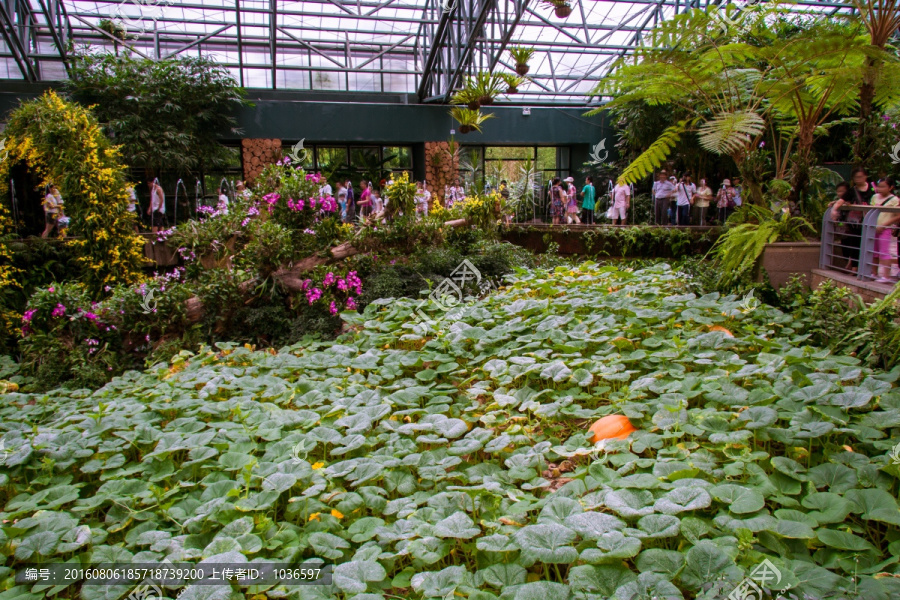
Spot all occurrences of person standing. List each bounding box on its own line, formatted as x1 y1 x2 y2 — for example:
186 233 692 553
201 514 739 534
733 178 744 210
831 168 872 272
335 181 349 222
148 180 167 233
564 177 581 224
716 179 735 224
829 182 855 271
611 178 631 225
357 181 371 218
652 171 675 225
445 179 465 208
550 178 565 225
415 181 431 217
344 180 355 223
371 188 384 216
217 187 229 214
675 174 696 226
125 184 140 232
692 179 713 226
236 181 252 201
319 177 333 198
41 184 63 238
871 177 900 282
580 176 597 225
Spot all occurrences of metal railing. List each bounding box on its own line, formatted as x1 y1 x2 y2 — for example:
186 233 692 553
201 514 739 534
820 204 900 285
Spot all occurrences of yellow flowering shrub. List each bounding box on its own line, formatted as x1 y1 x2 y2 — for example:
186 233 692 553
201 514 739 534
0 202 22 343
454 190 503 237
0 92 145 295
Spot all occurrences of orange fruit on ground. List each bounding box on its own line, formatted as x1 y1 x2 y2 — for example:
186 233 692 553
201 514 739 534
708 325 734 337
588 415 637 444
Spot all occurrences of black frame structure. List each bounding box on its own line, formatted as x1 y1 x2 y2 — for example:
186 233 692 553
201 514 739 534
1 0 860 104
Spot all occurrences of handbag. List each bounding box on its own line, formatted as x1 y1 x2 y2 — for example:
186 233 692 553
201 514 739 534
606 205 617 220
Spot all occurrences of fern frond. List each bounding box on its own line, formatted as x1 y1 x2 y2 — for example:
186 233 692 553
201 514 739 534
618 119 694 185
697 110 765 155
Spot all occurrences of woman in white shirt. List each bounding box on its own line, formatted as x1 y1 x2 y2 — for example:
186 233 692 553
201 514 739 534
415 181 431 217
41 184 63 238
147 180 167 232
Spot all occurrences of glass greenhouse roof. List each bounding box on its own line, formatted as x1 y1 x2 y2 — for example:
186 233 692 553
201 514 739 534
0 0 857 105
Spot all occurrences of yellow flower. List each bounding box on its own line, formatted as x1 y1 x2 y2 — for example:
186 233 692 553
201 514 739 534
311 462 325 470
308 513 321 521
331 509 344 519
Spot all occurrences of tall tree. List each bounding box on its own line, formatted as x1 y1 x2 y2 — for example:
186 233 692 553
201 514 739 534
65 53 247 176
589 6 900 204
850 0 900 169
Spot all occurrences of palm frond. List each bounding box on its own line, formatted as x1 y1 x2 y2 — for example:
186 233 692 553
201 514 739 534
697 110 765 155
617 119 693 185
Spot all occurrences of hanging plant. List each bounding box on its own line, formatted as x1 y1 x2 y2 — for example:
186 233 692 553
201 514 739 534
543 0 571 18
451 88 481 111
500 73 527 94
472 72 505 106
508 46 534 75
449 107 495 135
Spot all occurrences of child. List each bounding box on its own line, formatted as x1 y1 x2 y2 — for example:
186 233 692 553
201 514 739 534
372 190 384 215
871 176 900 282
56 208 70 239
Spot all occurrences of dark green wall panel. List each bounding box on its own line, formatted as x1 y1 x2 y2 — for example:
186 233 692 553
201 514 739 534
232 97 613 146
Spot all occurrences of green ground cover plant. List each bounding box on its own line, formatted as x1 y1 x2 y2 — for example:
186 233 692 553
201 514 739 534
0 263 899 600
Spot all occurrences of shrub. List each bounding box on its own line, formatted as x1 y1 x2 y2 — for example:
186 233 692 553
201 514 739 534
0 91 145 294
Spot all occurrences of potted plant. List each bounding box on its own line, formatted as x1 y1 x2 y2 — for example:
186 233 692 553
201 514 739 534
450 107 496 134
473 72 504 106
500 73 526 94
451 87 481 111
543 0 571 18
508 46 534 75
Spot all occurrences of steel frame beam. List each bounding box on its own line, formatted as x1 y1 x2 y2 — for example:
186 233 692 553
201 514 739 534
0 0 862 104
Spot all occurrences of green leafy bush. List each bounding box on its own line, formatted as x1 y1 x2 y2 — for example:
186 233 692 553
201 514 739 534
1 263 898 600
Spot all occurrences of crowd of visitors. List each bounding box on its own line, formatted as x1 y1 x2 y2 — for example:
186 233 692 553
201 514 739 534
829 168 900 283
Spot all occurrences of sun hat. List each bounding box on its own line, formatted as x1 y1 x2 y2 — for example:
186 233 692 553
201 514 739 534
564 177 574 183
722 179 732 186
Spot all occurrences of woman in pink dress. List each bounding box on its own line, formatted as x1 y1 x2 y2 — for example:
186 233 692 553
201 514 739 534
564 177 580 224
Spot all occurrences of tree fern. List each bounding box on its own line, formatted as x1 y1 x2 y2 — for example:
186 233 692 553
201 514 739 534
697 110 765 155
617 119 695 185
711 211 813 285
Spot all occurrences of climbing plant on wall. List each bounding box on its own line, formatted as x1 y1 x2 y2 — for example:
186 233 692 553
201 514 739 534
0 91 145 295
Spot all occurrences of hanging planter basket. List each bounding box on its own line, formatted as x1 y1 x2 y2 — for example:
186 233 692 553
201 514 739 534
467 101 481 111
459 125 473 134
506 86 518 94
554 4 572 17
515 63 530 76
479 96 494 106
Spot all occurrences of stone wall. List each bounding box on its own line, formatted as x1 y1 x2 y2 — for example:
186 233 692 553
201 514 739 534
424 141 459 205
